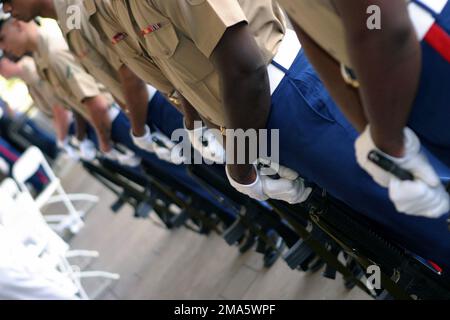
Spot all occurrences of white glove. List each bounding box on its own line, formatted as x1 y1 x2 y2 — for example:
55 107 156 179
132 126 181 164
226 164 312 204
79 139 97 161
170 143 187 165
103 149 141 167
152 132 176 163
355 126 449 218
226 165 268 201
131 125 154 153
185 123 225 164
57 138 79 160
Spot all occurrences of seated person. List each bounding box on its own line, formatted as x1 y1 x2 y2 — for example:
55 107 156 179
57 0 450 269
6 0 450 268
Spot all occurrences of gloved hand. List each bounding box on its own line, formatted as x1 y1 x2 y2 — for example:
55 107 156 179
185 122 225 164
103 149 141 167
226 163 312 204
355 126 449 218
79 139 97 161
131 125 154 153
152 132 176 163
170 143 187 165
57 138 79 160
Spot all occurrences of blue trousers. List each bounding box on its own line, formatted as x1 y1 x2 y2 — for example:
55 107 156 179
268 51 450 267
0 101 57 158
19 120 58 159
408 0 450 165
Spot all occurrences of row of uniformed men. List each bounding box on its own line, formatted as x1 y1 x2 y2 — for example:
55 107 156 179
0 0 448 221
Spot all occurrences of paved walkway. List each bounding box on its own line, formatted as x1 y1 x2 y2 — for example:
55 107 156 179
59 161 370 300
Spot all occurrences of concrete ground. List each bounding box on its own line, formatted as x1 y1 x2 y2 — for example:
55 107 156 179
57 159 370 300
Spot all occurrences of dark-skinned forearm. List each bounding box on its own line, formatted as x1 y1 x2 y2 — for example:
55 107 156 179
212 23 271 183
84 96 112 151
52 104 71 142
334 0 421 156
119 65 149 137
73 111 88 141
223 68 270 183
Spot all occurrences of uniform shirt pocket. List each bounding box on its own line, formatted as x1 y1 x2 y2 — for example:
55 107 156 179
142 21 214 83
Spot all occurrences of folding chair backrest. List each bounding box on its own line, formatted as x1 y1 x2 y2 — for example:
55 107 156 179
12 147 59 208
12 146 55 188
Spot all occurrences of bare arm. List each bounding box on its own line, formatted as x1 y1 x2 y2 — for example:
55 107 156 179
118 65 149 137
83 95 112 152
73 111 88 142
51 105 71 142
211 22 271 184
333 0 421 156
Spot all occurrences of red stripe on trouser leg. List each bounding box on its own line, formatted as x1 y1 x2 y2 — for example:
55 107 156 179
424 23 450 63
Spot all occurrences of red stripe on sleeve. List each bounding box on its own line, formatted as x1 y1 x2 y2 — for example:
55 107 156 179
424 23 450 64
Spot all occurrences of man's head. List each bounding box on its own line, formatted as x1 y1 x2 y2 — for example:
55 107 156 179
1 0 42 22
0 18 35 57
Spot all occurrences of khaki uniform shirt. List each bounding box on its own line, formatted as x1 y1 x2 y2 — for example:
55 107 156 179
33 27 114 121
54 0 127 104
278 0 413 67
84 0 286 127
278 0 351 66
19 56 62 117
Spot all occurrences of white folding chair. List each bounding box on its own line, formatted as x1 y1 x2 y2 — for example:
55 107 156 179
12 147 98 234
0 179 120 300
0 224 81 300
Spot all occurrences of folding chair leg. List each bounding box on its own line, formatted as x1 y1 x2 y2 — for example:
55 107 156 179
71 271 119 300
88 281 115 300
76 271 120 280
44 215 70 223
51 214 84 235
47 194 99 205
56 185 85 221
66 250 100 259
